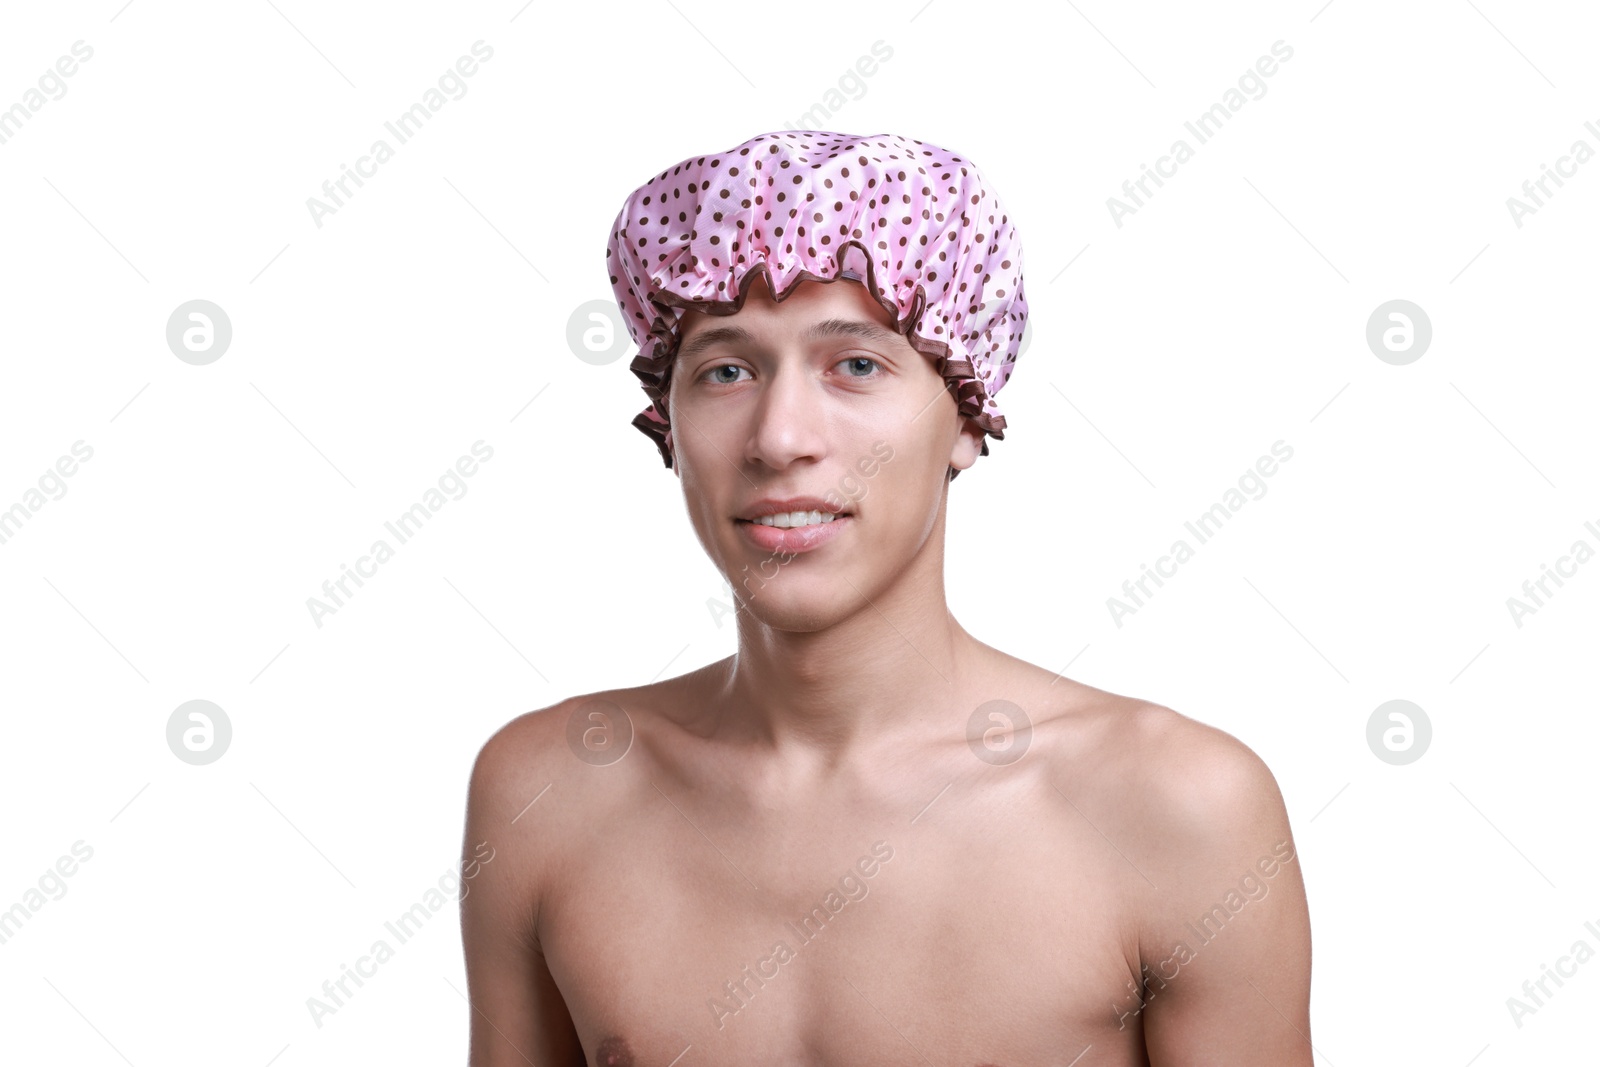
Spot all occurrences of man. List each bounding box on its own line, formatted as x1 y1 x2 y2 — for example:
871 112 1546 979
460 131 1312 1066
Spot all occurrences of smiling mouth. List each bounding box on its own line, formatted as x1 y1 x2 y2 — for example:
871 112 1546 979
736 510 851 529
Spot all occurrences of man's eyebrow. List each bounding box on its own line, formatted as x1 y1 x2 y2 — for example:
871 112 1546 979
676 318 903 363
804 317 904 347
676 326 753 364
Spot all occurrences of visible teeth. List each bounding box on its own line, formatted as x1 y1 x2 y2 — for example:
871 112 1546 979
753 510 838 528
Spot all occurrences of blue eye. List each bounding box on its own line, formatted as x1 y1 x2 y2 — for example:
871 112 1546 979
837 356 883 378
700 364 751 384
698 358 882 384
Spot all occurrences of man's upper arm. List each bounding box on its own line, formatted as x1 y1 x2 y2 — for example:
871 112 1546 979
460 707 584 1067
1135 712 1314 1066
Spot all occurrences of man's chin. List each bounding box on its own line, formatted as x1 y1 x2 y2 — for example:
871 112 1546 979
725 577 861 632
731 600 854 634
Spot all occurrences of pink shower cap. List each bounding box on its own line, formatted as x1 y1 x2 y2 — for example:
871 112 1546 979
605 130 1027 476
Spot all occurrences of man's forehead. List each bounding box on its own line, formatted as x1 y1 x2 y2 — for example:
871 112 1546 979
675 313 908 362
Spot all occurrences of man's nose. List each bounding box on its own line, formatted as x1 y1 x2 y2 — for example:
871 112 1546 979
744 361 829 468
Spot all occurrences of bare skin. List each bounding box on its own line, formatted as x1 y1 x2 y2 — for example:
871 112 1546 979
460 277 1313 1066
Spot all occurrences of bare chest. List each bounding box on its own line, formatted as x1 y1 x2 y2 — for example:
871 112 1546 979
539 773 1153 1066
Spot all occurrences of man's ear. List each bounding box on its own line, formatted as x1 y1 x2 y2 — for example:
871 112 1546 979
948 416 985 474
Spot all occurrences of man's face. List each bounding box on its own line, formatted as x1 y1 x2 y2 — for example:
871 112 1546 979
667 276 984 629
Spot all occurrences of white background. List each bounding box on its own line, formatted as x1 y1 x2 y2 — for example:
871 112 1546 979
1 0 1596 1063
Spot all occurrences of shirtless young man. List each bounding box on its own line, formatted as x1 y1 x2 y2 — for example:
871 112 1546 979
460 131 1313 1066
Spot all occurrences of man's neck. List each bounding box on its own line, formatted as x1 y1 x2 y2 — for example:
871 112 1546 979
709 577 987 766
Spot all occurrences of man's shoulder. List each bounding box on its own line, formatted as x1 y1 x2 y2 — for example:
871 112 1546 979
1033 680 1288 846
471 684 661 775
467 687 657 815
1106 698 1279 812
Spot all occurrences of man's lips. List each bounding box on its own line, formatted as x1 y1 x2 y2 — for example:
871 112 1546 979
735 514 853 554
736 496 852 521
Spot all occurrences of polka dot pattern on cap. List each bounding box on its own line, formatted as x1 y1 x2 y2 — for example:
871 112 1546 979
605 130 1028 477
